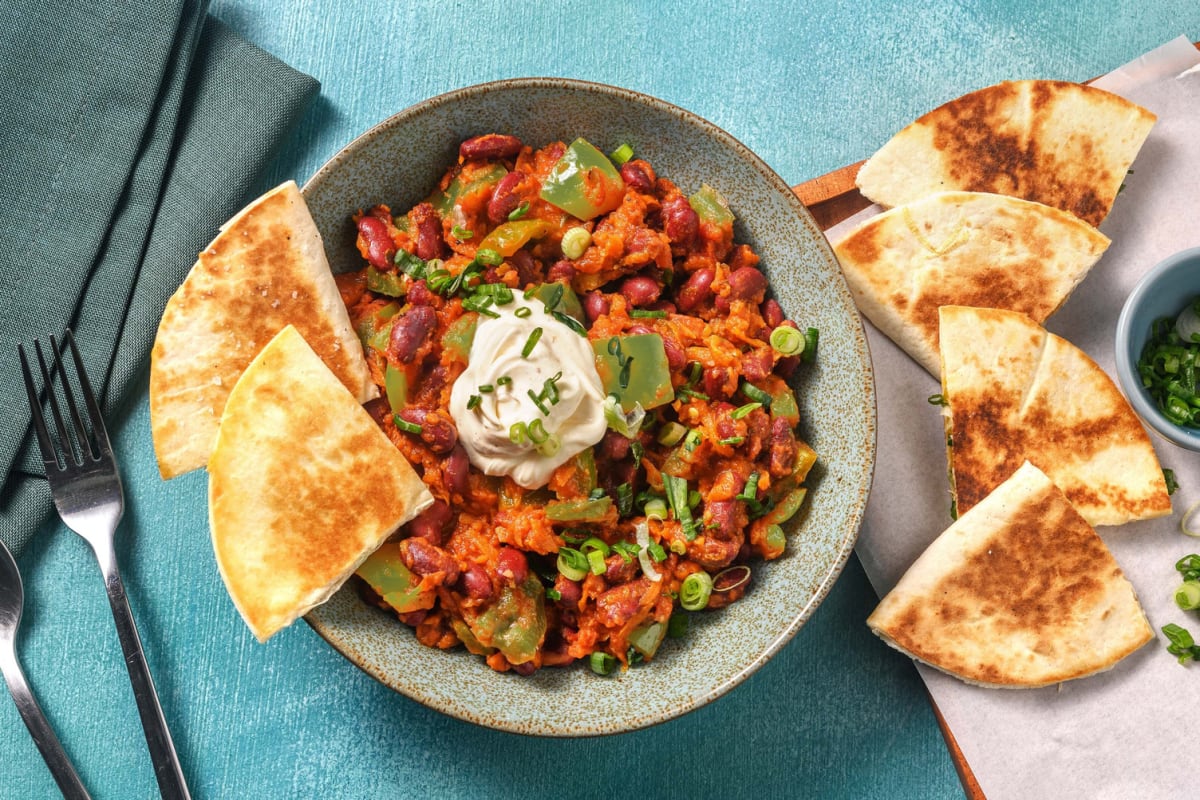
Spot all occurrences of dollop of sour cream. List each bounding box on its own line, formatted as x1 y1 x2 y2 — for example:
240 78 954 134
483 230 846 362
449 295 608 489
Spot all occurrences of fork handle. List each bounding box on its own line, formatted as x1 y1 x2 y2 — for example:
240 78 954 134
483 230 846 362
93 543 192 800
1 645 92 799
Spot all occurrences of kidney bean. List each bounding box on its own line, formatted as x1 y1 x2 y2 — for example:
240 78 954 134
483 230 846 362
388 306 437 363
741 348 774 382
703 499 743 542
487 170 526 223
676 266 715 312
704 366 735 401
408 499 452 544
769 416 799 477
600 430 631 461
762 298 785 329
620 274 662 307
396 407 458 453
662 196 698 243
661 334 686 370
728 243 760 272
619 160 654 193
510 250 537 287
362 397 391 430
460 133 523 161
411 202 445 261
554 574 582 606
459 564 493 602
595 579 650 628
398 610 428 627
406 279 433 306
400 537 460 585
546 259 576 283
693 536 742 571
728 266 768 301
604 553 637 583
356 215 395 269
775 355 800 378
445 444 470 495
496 547 529 584
510 660 538 676
583 290 610 322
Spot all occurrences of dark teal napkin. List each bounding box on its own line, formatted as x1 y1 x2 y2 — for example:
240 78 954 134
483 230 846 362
0 1 319 555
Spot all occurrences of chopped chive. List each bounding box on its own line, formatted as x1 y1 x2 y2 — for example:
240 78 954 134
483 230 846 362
528 390 551 416
731 402 761 419
739 379 772 409
630 309 667 319
496 376 512 387
552 310 587 335
451 224 473 240
393 414 422 434
476 248 502 266
610 143 634 165
718 436 745 446
801 327 819 362
478 384 495 393
467 394 482 410
507 201 530 221
515 306 533 318
522 327 544 357
509 421 528 444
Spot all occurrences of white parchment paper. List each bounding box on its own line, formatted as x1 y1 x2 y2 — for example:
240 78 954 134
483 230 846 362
828 37 1200 800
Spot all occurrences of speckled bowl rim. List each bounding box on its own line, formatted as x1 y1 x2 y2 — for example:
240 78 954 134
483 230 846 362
300 77 877 735
1115 245 1200 450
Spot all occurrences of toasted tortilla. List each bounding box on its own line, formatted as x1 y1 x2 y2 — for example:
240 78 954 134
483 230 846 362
856 79 1156 227
833 191 1109 376
150 180 376 479
939 305 1171 526
209 325 433 642
868 461 1153 688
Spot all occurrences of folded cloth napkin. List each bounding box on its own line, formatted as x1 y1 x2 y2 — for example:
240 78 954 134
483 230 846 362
0 0 319 555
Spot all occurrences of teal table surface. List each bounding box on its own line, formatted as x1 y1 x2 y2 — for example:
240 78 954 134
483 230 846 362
5 2 1199 798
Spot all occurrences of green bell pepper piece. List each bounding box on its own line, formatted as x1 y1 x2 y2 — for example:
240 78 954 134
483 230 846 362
628 620 667 659
545 495 612 522
384 364 408 412
451 619 496 656
528 282 585 324
430 163 508 216
763 487 808 526
539 138 625 220
355 301 401 352
477 219 550 257
441 312 478 363
366 266 406 297
592 334 675 412
356 545 430 614
688 183 734 226
463 576 546 665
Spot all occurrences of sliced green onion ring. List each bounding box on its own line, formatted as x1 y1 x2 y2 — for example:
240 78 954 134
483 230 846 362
769 325 803 356
1175 580 1200 611
679 571 713 611
557 547 588 581
590 651 617 676
712 564 751 593
634 521 661 582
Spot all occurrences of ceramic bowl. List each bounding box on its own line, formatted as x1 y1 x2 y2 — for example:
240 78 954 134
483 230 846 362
301 78 876 735
1115 246 1200 451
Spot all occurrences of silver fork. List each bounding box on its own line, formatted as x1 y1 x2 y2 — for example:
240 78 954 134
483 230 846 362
19 331 192 800
0 536 91 799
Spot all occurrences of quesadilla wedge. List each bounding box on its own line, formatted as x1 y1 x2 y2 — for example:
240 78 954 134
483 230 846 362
868 461 1153 688
209 325 433 642
856 79 1156 227
939 305 1171 526
150 180 376 479
833 191 1109 376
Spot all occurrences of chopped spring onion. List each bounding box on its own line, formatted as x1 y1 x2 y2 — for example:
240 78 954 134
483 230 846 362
679 571 713 611
590 651 618 676
1165 468 1179 495
603 395 645 437
666 613 689 639
451 224 473 240
713 564 751 592
731 402 761 420
587 549 607 575
514 306 533 318
1177 554 1200 582
801 327 819 362
557 547 589 581
393 415 422 434
1182 502 1200 538
643 498 668 521
561 227 592 260
634 521 661 582
682 429 702 452
466 394 482 410
656 422 687 446
536 434 561 457
663 473 699 540
615 482 634 517
509 421 528 445
630 309 667 319
928 393 948 406
769 325 803 356
580 537 610 556
738 379 772 410
462 294 500 317
496 376 512 387
1175 580 1200 611
522 326 544 357
527 418 550 444
1162 623 1200 664
647 542 667 562
475 247 503 266
545 587 562 601
610 143 634 165
611 540 640 563
478 383 494 393
718 436 745 446
553 310 587 335
507 201 530 221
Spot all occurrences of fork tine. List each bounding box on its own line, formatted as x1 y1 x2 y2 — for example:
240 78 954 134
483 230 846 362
33 339 78 466
63 330 112 458
51 332 98 462
17 343 62 469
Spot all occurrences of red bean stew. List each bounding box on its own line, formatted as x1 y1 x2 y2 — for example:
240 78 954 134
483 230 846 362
336 133 818 676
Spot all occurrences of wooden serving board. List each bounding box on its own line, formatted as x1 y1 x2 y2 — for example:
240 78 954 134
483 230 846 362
788 41 1200 800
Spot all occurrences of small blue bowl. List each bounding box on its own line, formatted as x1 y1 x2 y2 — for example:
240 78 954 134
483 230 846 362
1115 246 1200 450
